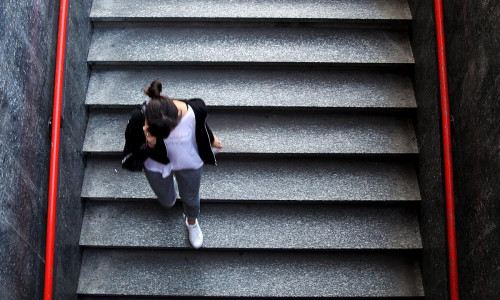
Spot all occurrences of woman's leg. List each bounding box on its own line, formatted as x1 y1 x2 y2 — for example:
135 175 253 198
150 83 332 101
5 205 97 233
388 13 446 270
174 167 202 220
175 167 203 248
144 168 176 209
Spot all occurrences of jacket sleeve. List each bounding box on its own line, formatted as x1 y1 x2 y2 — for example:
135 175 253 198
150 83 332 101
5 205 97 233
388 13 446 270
122 108 150 171
188 98 215 144
205 122 215 144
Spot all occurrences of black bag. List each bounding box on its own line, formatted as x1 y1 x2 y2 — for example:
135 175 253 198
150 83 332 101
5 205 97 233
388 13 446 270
122 107 147 171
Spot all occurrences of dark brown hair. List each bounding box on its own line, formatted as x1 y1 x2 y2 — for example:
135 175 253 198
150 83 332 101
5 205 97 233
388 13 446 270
144 79 170 101
144 80 179 139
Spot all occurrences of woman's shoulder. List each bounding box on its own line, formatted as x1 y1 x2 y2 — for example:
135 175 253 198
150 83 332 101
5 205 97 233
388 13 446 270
127 104 146 125
185 98 206 106
130 107 144 119
181 98 207 113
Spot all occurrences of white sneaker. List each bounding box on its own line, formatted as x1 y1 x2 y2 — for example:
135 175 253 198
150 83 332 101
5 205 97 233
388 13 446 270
185 218 203 249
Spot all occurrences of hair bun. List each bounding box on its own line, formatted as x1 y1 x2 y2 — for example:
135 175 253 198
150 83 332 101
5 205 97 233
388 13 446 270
144 80 162 99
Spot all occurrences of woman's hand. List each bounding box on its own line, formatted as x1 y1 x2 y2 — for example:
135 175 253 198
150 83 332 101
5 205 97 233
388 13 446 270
143 122 157 148
212 135 223 149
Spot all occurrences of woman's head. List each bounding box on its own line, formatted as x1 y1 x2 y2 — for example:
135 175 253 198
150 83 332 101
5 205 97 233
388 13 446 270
144 80 179 139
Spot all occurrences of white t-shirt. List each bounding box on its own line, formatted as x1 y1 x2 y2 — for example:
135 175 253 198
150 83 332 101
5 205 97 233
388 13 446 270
144 105 204 178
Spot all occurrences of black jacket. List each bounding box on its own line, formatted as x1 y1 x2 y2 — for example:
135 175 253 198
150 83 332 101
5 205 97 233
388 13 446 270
122 98 216 171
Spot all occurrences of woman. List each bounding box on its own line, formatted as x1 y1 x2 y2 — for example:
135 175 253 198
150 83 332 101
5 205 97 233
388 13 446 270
124 79 222 248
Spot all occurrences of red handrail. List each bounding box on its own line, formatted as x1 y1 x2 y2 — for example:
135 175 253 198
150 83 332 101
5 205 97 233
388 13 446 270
433 1 459 299
44 0 69 299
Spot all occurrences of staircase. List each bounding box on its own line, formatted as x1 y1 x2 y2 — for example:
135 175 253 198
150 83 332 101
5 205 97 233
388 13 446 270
78 0 424 298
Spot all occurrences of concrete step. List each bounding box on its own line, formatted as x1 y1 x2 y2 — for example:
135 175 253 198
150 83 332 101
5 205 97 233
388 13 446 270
77 248 424 297
81 156 421 202
91 0 412 22
82 297 423 300
80 201 422 250
88 25 414 65
83 110 418 155
86 67 416 109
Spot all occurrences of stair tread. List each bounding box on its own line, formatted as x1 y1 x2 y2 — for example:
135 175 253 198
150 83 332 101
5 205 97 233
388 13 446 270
90 0 412 22
86 67 417 109
81 157 421 201
83 111 418 155
80 201 422 249
77 248 424 297
88 26 414 65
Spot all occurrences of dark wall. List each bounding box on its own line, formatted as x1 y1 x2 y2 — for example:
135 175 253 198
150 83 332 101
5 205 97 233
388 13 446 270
409 1 500 299
0 0 92 299
408 1 449 299
0 1 59 299
52 0 93 299
442 1 500 299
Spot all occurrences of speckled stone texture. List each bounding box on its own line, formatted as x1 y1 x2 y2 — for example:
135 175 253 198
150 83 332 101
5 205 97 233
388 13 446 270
88 24 414 65
0 1 58 299
80 201 422 249
0 0 92 299
90 0 412 21
441 1 500 299
82 157 421 202
84 110 418 155
86 67 417 109
78 249 424 297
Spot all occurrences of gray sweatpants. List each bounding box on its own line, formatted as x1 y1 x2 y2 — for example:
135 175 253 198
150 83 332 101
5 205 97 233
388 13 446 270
144 167 202 220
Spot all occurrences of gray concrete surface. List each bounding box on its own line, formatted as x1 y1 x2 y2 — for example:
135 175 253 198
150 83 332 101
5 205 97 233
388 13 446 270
78 249 424 297
86 67 417 109
80 201 422 249
88 25 414 65
91 0 412 22
81 156 421 202
83 110 418 155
